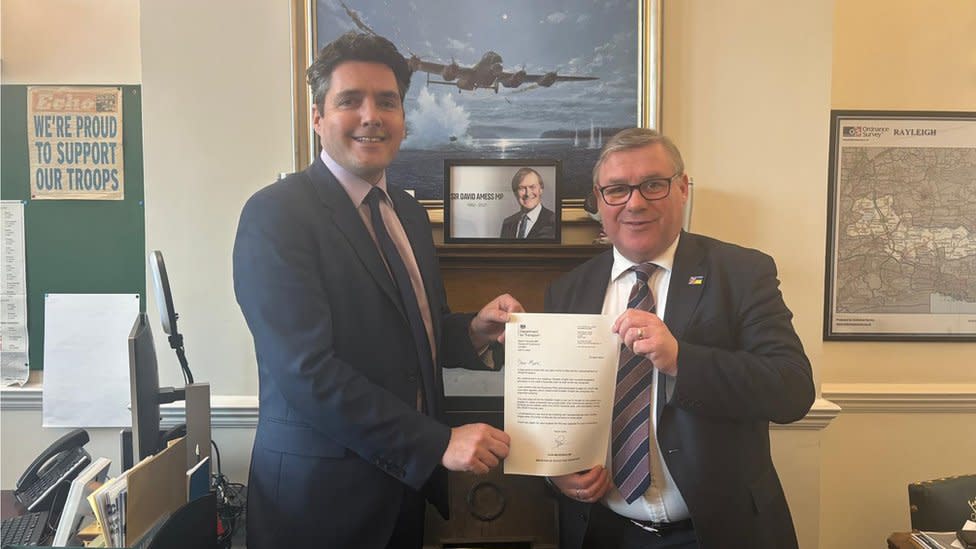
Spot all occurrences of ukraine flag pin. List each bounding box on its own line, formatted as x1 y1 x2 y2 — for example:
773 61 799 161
688 276 704 285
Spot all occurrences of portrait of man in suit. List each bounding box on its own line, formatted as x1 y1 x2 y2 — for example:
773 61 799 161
233 32 520 549
499 167 556 239
544 128 814 549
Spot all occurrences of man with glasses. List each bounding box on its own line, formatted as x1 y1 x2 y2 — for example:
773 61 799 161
543 128 814 549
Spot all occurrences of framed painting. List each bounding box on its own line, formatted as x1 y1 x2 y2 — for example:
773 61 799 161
824 110 976 341
292 0 661 213
443 159 561 244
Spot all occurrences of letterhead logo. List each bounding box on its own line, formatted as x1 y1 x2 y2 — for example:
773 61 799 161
841 125 889 139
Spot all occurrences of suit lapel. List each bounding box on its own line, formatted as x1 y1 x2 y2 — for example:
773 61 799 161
664 232 707 340
304 159 405 319
577 251 614 313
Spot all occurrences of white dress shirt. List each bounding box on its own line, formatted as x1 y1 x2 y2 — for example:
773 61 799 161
600 233 691 523
517 203 542 238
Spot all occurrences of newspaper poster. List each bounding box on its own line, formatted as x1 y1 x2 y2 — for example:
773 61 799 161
28 86 124 200
1 201 29 385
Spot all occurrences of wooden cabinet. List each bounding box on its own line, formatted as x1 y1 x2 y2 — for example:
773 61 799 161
437 244 608 313
423 243 606 548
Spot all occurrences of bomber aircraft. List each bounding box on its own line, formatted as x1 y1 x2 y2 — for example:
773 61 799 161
407 51 598 93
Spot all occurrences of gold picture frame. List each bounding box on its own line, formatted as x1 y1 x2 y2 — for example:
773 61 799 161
290 0 661 222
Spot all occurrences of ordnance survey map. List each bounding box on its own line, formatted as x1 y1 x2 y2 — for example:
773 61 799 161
826 112 976 339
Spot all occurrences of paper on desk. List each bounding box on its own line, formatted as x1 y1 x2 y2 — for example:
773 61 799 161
1 201 29 385
43 293 139 427
503 313 618 476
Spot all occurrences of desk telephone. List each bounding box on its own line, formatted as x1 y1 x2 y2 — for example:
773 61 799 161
14 428 92 512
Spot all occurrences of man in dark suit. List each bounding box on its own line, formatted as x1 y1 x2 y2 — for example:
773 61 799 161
233 32 520 549
499 167 556 239
545 129 814 549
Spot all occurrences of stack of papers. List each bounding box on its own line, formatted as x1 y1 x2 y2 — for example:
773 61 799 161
911 531 963 549
86 473 129 547
85 437 195 547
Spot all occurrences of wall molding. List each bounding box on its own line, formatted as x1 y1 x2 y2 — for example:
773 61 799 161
1 391 842 430
0 389 260 428
0 386 41 411
771 398 839 430
822 383 976 413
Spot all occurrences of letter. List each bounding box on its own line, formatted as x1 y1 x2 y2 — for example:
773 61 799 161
110 169 119 191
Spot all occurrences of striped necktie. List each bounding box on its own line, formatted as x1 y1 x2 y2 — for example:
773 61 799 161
611 262 658 504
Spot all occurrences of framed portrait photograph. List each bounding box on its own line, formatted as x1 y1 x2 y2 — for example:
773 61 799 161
292 0 661 210
443 159 561 244
824 110 976 341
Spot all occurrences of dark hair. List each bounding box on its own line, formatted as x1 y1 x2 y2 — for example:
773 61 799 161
511 167 544 193
306 32 412 112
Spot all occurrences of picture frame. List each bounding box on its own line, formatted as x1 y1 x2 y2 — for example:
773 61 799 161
823 110 976 341
291 0 661 212
443 159 562 244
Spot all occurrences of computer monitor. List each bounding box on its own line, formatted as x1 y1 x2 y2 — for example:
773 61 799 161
128 313 185 462
51 457 112 546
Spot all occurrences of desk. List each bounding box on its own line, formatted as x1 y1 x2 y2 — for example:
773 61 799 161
888 532 918 549
1 489 26 520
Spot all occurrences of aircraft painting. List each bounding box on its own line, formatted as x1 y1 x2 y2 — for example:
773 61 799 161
407 51 597 93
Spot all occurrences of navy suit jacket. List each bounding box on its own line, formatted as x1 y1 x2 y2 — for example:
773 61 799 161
545 232 814 549
500 205 556 239
233 158 486 548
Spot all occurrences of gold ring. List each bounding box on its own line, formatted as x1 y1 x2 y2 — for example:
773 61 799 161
637 327 644 339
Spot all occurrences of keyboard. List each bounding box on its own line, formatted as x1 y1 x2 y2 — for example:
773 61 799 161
15 447 90 511
1 510 49 547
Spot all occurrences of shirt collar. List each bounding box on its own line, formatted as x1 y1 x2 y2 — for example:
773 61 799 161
320 148 389 207
523 203 542 222
610 232 681 282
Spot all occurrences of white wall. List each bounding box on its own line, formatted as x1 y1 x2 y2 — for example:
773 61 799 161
821 1 976 547
139 0 294 396
662 2 835 546
0 0 142 85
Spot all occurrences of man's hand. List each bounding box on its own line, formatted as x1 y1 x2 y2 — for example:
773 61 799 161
469 293 525 349
549 466 611 503
613 309 679 376
441 423 511 475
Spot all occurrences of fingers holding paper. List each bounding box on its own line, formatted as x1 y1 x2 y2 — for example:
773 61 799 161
469 293 525 347
550 466 611 503
613 310 679 376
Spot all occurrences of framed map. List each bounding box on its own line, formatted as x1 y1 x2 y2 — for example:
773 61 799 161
824 110 976 341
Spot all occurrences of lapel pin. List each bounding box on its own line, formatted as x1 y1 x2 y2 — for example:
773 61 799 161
688 276 704 285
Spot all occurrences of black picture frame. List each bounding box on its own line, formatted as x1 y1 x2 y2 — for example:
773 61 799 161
443 159 562 244
823 109 976 341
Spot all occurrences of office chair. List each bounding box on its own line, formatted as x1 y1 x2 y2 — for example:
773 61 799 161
908 474 976 531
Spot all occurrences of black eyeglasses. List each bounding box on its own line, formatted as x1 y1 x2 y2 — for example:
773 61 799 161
597 173 681 205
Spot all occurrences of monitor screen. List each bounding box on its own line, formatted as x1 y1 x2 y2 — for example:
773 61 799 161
128 312 161 462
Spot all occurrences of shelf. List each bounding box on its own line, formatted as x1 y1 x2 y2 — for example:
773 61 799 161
435 243 608 269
